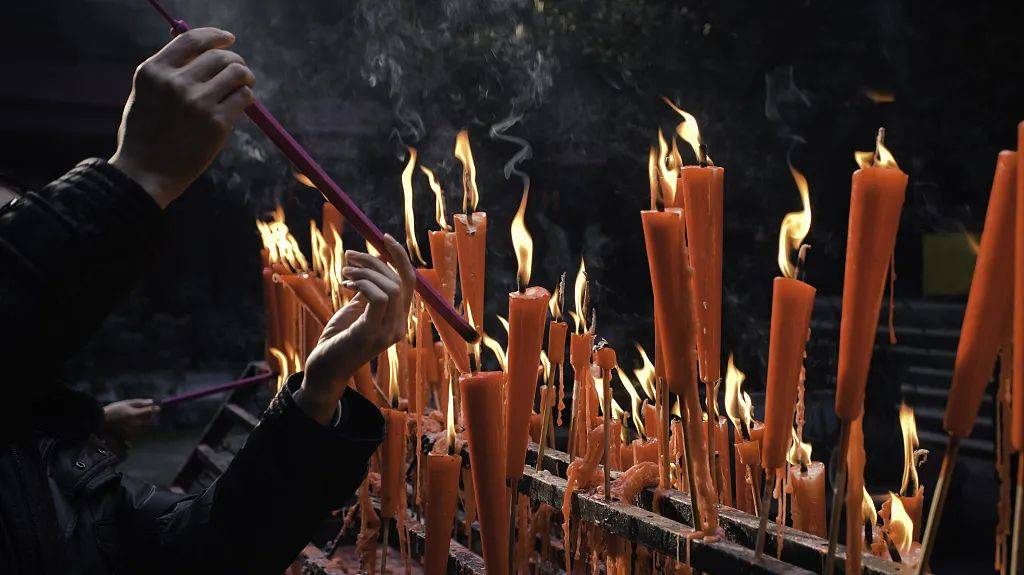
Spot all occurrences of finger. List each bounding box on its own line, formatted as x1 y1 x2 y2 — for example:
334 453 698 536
319 297 367 342
343 279 389 325
201 62 255 104
180 48 245 82
342 266 400 300
215 86 255 126
155 28 235 67
346 250 400 284
380 234 416 298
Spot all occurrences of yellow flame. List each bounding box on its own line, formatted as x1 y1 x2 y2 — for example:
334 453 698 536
310 220 328 278
663 96 712 165
541 351 551 383
548 279 562 319
615 366 644 433
454 130 479 213
401 147 425 266
964 232 980 255
633 343 657 400
887 493 913 557
497 315 510 336
293 171 316 188
419 165 450 231
573 258 589 334
656 130 679 206
854 127 899 170
511 181 534 287
447 378 456 445
671 398 682 418
724 354 753 432
778 158 813 278
786 427 813 467
256 206 309 273
593 375 624 419
648 146 658 210
899 403 920 495
269 347 289 392
365 239 380 258
386 344 400 404
482 332 507 372
328 230 346 308
863 487 878 527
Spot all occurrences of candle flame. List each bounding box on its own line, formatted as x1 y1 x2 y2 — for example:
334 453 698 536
854 127 899 170
647 146 659 210
862 487 878 527
293 171 316 188
510 181 534 288
593 374 624 418
671 398 682 418
419 165 450 231
365 239 380 258
310 220 328 279
401 147 426 266
269 347 289 392
386 344 400 405
483 331 507 372
465 303 482 371
963 232 980 255
655 130 680 206
256 206 309 273
786 427 813 467
724 354 753 433
573 258 590 334
454 130 480 213
633 343 657 400
615 366 644 433
548 276 563 319
899 403 920 495
663 96 712 165
541 350 552 383
328 230 346 308
446 378 456 446
887 493 914 557
777 157 813 278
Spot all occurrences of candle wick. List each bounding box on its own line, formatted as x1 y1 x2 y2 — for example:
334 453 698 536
864 518 874 545
874 127 887 165
795 244 811 281
699 143 710 168
800 462 809 475
740 420 751 442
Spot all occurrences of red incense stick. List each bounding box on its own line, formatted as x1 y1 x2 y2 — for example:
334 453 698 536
160 371 277 406
144 0 478 344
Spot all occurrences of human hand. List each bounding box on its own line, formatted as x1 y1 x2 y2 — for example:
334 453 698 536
109 27 256 208
296 235 416 424
103 399 160 438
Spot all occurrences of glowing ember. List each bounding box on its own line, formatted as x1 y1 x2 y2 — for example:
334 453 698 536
419 165 451 231
777 157 812 278
724 354 753 433
899 403 920 495
454 130 480 213
401 147 425 265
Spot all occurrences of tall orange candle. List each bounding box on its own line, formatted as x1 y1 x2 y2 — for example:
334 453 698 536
505 287 551 485
679 165 724 386
548 320 568 425
945 151 1017 438
380 408 407 520
789 461 827 536
460 371 509 575
762 277 816 470
835 132 907 421
641 208 720 531
569 331 595 454
453 212 487 332
424 403 461 575
277 272 335 326
322 202 343 251
712 416 733 507
1012 121 1024 451
428 230 458 304
845 419 866 575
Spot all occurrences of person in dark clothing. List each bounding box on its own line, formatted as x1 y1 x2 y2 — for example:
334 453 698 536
0 27 415 574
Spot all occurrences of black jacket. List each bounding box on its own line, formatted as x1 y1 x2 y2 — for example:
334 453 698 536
0 159 384 574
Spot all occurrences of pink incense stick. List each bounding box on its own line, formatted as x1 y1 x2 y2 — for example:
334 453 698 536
145 0 478 344
160 370 277 406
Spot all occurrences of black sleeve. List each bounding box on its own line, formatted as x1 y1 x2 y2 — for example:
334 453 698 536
117 374 384 574
0 159 163 413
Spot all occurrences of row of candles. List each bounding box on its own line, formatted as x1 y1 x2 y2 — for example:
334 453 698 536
257 106 1023 574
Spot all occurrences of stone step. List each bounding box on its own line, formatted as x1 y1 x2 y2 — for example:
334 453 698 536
918 429 994 458
900 383 993 411
913 405 994 441
809 320 961 352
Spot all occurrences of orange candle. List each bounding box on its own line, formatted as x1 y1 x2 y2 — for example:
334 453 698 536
277 272 335 325
1013 121 1024 450
845 419 866 575
900 486 924 541
632 439 659 464
945 151 1017 438
460 371 509 575
322 202 343 251
261 267 282 359
420 268 470 374
641 209 720 530
453 213 487 331
789 461 826 537
570 332 595 453
762 277 816 470
548 320 569 425
734 438 762 514
620 442 635 469
505 287 551 485
679 165 724 385
642 402 661 442
835 142 907 421
712 416 733 507
428 230 458 303
424 452 462 575
380 408 408 519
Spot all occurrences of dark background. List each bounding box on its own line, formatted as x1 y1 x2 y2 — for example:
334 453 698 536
1 1 1021 571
